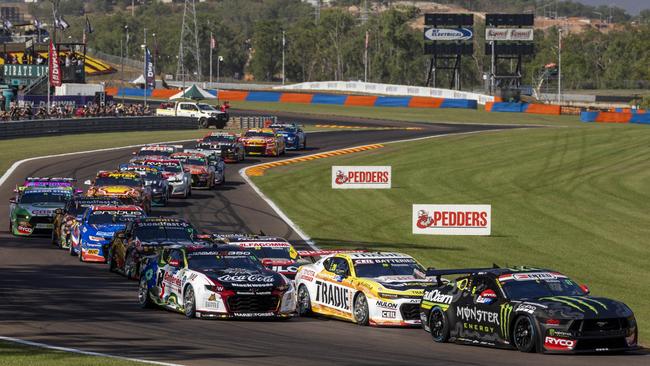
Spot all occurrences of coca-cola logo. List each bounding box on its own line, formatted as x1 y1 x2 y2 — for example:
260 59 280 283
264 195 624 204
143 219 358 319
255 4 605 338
217 274 274 283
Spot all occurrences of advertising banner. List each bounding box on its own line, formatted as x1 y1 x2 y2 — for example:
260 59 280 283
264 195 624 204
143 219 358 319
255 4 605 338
145 47 155 90
424 27 473 41
332 166 391 189
413 204 491 235
485 28 534 41
48 41 62 87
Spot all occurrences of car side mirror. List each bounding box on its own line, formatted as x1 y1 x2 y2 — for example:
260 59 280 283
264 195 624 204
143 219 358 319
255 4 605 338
168 259 181 267
132 151 137 155
580 284 590 294
9 197 16 204
84 180 92 185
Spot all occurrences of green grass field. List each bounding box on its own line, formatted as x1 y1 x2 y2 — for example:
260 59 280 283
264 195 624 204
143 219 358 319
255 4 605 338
252 123 650 343
0 341 145 366
229 100 581 127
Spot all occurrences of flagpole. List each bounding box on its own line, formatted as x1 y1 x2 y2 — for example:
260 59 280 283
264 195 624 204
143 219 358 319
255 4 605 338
364 31 368 83
209 31 213 87
281 30 285 85
143 28 147 108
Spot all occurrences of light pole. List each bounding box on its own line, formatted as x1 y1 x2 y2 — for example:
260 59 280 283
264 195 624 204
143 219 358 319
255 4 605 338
217 55 223 83
558 27 562 104
281 30 285 85
152 32 157 81
142 27 147 107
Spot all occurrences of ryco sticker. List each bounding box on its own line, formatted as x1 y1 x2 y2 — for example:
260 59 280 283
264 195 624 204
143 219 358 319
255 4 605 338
544 336 576 351
413 204 491 236
332 166 391 189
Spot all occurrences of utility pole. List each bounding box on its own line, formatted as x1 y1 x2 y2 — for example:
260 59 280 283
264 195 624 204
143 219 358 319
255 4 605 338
364 30 368 83
558 28 562 104
176 0 201 82
281 30 286 85
209 31 213 86
132 0 135 17
490 41 495 95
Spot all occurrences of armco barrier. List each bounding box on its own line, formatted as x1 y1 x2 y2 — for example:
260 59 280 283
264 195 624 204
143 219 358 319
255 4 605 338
0 116 196 140
579 111 650 124
486 102 561 115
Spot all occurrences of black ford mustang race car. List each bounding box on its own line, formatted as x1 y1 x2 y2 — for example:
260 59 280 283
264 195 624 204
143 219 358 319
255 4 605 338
420 267 638 354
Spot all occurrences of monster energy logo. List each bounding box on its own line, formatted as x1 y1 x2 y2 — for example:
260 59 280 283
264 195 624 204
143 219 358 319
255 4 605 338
500 304 513 339
539 296 608 314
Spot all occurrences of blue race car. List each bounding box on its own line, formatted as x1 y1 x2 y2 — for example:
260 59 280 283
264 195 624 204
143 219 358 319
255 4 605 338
72 205 145 262
52 197 122 249
269 123 306 150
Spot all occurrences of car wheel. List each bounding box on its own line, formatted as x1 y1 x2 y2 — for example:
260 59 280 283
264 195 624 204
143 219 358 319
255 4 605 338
513 315 537 353
199 118 208 129
79 247 84 262
138 276 153 309
108 247 117 273
353 293 370 326
297 285 312 316
184 285 196 318
429 307 450 343
51 227 57 245
302 138 307 150
188 187 192 197
69 240 76 256
125 250 137 280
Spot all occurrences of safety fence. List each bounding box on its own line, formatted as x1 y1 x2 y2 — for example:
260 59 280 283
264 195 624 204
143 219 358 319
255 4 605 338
0 116 196 140
580 111 650 124
226 116 278 130
485 102 561 115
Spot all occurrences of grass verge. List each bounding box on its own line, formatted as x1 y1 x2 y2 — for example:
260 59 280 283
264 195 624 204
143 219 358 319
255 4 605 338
252 123 650 343
0 341 146 366
229 100 581 127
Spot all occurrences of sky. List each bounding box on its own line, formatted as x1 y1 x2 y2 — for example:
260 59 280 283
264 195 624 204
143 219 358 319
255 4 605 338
575 0 647 14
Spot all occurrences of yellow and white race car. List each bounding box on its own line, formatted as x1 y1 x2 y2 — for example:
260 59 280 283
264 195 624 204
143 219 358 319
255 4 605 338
294 251 434 326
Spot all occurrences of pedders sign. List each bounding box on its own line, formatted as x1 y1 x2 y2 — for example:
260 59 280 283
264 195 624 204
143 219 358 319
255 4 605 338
332 166 391 189
412 204 491 236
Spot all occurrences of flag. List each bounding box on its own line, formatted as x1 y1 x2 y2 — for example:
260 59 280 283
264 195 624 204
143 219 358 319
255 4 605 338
210 34 216 50
365 31 369 50
32 18 42 29
55 16 69 30
49 41 62 87
145 47 155 90
2 19 13 31
85 16 93 34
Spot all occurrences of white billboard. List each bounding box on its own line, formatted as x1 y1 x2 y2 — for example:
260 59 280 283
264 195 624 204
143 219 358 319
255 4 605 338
332 166 391 189
424 27 473 41
485 28 534 41
413 204 491 235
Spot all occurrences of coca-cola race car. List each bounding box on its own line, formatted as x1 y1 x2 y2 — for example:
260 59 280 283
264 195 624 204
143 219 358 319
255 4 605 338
420 266 639 354
212 234 306 279
139 245 296 319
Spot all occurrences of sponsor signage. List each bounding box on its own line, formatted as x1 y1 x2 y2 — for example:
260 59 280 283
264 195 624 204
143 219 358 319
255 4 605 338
424 27 473 41
485 28 534 41
413 204 491 235
3 64 47 78
332 166 391 189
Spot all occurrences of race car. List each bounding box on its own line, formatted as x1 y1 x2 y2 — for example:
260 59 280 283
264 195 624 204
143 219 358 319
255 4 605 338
70 205 145 262
118 164 170 206
239 128 286 157
138 245 296 319
170 152 220 189
196 132 245 163
294 251 433 326
132 144 181 159
269 123 306 150
213 233 305 279
419 266 639 354
183 149 226 185
85 171 152 213
144 159 192 198
52 197 121 249
9 186 72 236
107 217 202 279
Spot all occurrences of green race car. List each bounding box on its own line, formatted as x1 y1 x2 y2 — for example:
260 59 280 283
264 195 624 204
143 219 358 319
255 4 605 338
9 186 73 236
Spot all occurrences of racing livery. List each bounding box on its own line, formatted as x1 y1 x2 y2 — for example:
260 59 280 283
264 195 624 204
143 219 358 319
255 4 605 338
138 245 296 319
144 159 192 198
9 187 72 236
170 152 219 189
212 234 305 279
132 145 181 159
52 197 121 249
420 267 639 353
239 128 285 156
197 132 245 163
118 164 170 206
295 251 433 326
107 217 201 279
71 205 145 262
183 149 226 186
85 171 152 213
16 177 80 193
269 123 306 150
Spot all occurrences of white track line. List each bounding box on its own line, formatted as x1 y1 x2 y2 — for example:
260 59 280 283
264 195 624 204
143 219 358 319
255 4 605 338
240 127 515 252
0 336 184 366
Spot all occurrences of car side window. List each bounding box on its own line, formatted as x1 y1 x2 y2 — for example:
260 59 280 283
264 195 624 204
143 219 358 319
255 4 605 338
473 275 501 297
169 250 184 267
322 258 332 272
328 258 350 277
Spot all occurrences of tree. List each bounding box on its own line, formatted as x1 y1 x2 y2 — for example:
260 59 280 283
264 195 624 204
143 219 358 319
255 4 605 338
251 20 283 81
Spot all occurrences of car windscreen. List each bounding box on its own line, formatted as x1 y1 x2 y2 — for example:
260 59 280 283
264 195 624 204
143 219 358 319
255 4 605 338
279 127 297 133
149 163 181 173
353 258 423 278
204 136 235 143
501 277 586 299
186 158 206 166
87 211 143 225
134 225 194 241
20 191 69 204
197 104 216 111
188 254 263 272
244 132 274 138
95 177 141 187
244 246 293 260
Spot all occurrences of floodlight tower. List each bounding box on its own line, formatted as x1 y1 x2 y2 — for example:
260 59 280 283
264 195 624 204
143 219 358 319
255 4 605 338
176 0 201 83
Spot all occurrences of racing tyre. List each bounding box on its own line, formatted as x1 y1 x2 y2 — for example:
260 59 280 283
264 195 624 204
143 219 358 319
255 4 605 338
79 247 84 262
302 138 307 150
353 293 370 326
108 247 117 273
125 250 138 280
429 307 450 343
199 118 208 129
297 285 312 316
138 276 153 309
513 315 538 353
51 228 57 245
184 285 196 318
69 241 76 256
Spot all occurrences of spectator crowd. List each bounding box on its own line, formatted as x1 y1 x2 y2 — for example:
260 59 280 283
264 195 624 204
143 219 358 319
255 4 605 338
0 102 152 121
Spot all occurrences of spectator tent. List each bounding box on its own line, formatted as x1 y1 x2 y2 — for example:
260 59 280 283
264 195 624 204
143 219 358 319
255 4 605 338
169 85 216 100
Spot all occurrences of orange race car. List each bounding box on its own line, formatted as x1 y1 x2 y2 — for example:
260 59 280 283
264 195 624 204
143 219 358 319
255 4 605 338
84 171 152 214
239 128 286 156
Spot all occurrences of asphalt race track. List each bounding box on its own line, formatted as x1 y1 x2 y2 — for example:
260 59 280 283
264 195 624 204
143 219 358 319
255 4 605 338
0 112 646 366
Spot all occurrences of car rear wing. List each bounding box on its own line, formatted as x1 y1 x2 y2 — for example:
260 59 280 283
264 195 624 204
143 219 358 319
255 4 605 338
297 249 367 262
426 267 498 286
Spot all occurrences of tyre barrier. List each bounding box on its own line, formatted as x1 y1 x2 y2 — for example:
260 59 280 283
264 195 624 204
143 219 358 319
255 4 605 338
485 102 561 115
0 116 197 140
580 111 650 124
